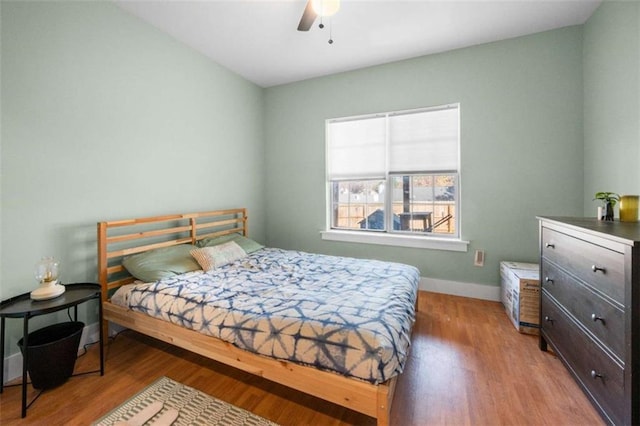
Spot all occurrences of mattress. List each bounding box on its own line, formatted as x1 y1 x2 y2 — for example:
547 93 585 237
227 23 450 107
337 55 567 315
111 247 420 384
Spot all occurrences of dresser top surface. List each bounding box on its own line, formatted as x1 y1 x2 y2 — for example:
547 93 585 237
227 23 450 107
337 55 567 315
538 216 640 245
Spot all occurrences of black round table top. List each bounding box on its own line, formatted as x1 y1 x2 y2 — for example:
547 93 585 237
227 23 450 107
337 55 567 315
0 283 100 318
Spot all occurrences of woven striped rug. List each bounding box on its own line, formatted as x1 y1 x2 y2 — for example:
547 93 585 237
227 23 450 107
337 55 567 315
93 377 278 426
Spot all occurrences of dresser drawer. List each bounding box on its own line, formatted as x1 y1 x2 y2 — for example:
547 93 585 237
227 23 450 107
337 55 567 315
541 260 625 361
541 227 625 304
541 292 624 424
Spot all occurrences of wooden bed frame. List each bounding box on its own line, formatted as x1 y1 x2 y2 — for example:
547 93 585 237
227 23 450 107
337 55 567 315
97 208 399 425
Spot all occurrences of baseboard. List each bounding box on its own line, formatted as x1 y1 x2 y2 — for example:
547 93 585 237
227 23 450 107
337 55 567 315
2 322 101 386
420 277 500 301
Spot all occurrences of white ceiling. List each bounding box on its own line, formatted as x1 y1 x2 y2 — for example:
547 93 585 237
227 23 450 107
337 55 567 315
115 0 602 88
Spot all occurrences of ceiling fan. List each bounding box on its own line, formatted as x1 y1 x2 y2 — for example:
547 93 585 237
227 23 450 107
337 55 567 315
297 0 341 31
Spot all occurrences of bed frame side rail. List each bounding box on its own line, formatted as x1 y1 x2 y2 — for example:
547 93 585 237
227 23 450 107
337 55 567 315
103 302 395 424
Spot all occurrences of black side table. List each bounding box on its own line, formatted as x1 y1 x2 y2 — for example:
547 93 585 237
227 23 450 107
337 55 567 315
0 283 104 418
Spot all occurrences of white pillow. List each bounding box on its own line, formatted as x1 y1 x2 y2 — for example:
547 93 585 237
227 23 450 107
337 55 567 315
190 241 247 271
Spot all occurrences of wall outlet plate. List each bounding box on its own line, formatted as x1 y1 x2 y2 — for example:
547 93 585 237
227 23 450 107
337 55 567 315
474 250 485 267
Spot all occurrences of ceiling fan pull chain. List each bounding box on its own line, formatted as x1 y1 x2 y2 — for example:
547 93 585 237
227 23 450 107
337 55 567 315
328 19 334 44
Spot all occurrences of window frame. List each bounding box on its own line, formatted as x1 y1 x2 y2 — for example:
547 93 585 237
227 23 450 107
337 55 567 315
324 104 468 251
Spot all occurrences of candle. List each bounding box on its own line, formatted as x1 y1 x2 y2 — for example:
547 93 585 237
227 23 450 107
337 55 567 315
620 195 639 222
597 206 603 220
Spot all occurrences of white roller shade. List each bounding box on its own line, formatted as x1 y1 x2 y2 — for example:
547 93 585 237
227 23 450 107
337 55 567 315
389 107 459 172
327 116 386 179
327 105 459 179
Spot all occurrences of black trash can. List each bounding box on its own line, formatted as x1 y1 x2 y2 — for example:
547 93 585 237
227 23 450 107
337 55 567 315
17 321 84 390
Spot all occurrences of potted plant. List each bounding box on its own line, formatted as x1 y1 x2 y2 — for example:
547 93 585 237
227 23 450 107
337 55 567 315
594 192 620 221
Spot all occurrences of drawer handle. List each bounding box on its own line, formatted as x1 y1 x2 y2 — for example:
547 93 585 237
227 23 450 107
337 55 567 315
591 314 605 324
544 316 554 324
545 243 555 249
544 276 554 284
590 370 603 380
591 265 606 274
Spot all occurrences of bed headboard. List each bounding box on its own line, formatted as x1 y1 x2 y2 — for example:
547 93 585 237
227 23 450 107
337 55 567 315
97 208 247 301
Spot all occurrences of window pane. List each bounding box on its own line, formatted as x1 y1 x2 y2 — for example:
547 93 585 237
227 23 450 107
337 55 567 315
391 174 457 235
331 179 385 230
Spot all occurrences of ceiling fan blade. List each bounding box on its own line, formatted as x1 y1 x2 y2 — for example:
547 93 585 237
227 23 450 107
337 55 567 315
297 0 317 31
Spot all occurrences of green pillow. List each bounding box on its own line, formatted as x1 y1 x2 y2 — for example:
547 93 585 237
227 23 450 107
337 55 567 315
197 233 264 254
122 244 201 282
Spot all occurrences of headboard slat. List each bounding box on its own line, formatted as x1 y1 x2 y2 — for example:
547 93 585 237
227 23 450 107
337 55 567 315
107 237 193 259
107 265 125 275
106 225 193 244
197 228 246 241
107 277 135 290
195 218 244 230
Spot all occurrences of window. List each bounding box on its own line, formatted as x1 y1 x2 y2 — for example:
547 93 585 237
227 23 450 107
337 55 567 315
326 104 460 240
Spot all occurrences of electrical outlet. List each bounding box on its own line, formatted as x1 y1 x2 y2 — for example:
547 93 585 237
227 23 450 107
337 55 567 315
474 250 485 267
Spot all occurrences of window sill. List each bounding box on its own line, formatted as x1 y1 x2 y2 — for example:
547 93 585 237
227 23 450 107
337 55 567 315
320 230 469 252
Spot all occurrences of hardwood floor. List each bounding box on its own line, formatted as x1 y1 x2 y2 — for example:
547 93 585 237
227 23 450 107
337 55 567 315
0 291 604 425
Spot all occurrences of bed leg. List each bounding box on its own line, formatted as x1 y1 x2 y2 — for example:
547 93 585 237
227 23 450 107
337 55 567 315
376 404 390 426
376 376 397 426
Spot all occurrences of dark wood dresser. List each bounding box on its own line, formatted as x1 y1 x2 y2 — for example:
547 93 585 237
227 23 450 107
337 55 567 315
538 217 640 425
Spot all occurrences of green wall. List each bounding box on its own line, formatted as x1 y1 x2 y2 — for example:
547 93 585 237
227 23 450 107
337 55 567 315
1 1 265 353
583 0 640 212
1 0 637 365
264 27 585 288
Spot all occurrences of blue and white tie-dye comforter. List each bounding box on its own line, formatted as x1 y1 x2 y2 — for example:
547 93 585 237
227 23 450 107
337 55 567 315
112 248 420 384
